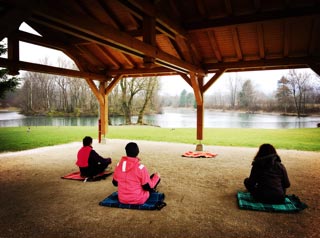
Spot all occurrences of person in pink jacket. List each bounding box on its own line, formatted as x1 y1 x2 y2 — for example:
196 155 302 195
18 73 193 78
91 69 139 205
112 142 161 205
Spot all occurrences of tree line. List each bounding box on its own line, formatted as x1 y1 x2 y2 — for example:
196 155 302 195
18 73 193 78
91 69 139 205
213 70 320 117
1 40 319 122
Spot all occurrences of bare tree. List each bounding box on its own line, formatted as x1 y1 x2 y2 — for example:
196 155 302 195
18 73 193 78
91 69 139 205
227 73 242 109
137 77 159 124
120 77 144 124
286 69 312 117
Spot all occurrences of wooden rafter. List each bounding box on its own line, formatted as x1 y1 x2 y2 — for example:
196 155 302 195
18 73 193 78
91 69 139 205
95 45 120 69
224 0 233 15
189 72 203 105
256 23 265 59
195 0 207 18
0 6 32 40
186 7 320 31
107 67 177 77
178 72 192 87
283 20 290 57
0 58 109 81
308 17 319 55
143 14 156 67
231 27 242 60
14 30 66 52
203 70 226 93
309 62 320 76
121 0 189 40
118 0 200 65
30 6 205 75
85 78 103 104
207 30 222 62
105 75 123 94
205 57 315 72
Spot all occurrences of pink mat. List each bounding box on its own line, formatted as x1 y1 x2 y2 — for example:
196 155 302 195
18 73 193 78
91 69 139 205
182 151 218 158
61 170 113 181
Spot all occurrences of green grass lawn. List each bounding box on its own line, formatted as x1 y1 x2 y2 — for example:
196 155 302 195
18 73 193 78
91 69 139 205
0 126 319 152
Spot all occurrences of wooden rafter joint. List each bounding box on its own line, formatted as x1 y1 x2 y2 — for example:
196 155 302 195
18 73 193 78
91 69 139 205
143 56 156 68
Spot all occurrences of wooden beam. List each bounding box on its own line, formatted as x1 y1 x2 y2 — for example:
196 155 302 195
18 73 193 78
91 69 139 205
257 24 265 59
207 30 222 62
203 70 226 93
121 0 189 40
196 103 204 141
143 14 156 67
0 58 109 81
105 75 123 94
0 6 32 40
309 62 320 76
224 0 233 16
187 7 320 31
196 76 204 141
118 0 201 64
15 30 67 52
205 57 315 72
99 82 108 137
283 20 290 57
178 72 192 87
107 67 177 77
30 6 205 75
7 35 19 75
309 17 319 55
231 27 242 60
15 30 100 74
85 78 103 104
190 72 203 106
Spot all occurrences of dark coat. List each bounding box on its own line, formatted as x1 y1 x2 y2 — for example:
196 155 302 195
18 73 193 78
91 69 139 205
244 154 290 204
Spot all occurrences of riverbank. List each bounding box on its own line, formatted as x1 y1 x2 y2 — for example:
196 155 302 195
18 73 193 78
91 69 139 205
1 107 320 129
0 139 319 238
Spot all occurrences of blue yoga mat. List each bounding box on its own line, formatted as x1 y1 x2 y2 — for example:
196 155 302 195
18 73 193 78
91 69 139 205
99 192 166 210
237 191 308 213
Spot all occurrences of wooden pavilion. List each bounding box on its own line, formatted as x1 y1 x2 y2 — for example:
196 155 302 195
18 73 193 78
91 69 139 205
0 0 319 144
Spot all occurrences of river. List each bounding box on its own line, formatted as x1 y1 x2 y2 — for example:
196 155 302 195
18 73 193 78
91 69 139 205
0 108 319 129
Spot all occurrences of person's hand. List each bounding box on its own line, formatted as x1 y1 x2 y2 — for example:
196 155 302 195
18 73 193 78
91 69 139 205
155 172 160 178
106 158 112 164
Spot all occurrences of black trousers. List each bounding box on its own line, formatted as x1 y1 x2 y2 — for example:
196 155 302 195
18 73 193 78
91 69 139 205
80 163 109 178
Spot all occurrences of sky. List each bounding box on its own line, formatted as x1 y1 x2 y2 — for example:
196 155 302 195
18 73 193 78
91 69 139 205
1 23 316 96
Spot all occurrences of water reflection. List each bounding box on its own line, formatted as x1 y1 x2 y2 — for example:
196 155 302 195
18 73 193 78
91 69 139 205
0 109 319 129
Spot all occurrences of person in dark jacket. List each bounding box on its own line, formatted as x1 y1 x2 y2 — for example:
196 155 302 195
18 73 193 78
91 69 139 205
244 143 290 204
76 136 112 178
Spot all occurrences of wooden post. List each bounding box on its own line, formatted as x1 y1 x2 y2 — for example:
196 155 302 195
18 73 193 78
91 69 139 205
196 76 204 151
7 36 20 75
189 72 204 150
99 82 108 143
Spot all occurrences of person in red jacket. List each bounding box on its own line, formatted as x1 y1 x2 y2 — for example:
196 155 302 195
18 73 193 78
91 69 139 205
112 142 161 204
244 143 290 204
76 136 112 178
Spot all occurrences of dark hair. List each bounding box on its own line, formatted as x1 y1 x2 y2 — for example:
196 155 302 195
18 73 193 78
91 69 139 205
83 136 93 146
255 144 277 159
253 143 280 167
125 142 139 157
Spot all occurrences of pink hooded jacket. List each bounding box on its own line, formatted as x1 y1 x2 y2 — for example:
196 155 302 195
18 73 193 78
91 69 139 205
113 156 160 204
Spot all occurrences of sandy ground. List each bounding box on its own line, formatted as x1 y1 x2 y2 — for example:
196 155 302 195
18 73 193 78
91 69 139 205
0 139 319 238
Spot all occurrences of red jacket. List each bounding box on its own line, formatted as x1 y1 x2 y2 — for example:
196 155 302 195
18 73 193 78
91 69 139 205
113 156 160 204
76 146 92 167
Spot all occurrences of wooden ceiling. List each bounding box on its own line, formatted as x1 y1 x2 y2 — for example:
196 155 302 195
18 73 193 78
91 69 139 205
0 0 320 83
